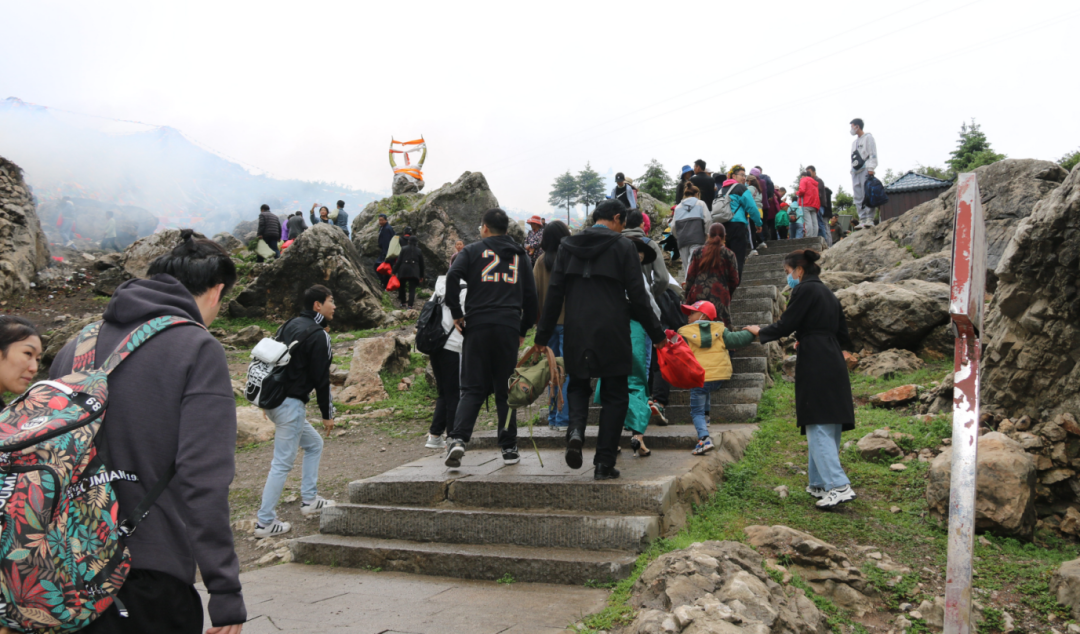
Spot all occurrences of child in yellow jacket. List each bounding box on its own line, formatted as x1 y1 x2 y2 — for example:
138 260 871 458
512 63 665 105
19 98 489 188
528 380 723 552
677 300 756 455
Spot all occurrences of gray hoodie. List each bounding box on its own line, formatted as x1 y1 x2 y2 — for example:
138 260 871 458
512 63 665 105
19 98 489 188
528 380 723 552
50 275 245 627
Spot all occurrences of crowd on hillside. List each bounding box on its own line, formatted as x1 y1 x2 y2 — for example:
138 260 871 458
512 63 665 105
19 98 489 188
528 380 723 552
0 118 878 633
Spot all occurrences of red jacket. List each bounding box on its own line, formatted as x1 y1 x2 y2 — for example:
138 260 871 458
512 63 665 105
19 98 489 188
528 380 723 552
797 176 821 209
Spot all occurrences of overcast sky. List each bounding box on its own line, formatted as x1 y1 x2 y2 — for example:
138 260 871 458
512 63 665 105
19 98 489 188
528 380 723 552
3 0 1078 217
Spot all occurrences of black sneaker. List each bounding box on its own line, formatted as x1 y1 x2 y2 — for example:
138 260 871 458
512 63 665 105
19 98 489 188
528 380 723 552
594 465 620 480
444 439 465 468
501 445 520 465
565 430 584 469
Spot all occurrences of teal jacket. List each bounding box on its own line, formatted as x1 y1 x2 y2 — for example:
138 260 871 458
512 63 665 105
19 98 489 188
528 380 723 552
721 180 763 227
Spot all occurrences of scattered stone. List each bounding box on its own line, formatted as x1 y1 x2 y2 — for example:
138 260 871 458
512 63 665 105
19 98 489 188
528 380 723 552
1060 508 1080 536
773 485 789 499
890 506 902 514
231 519 257 535
867 552 883 560
978 535 992 546
859 349 926 379
899 602 912 612
871 384 919 407
223 325 267 347
337 335 412 404
896 615 912 630
890 464 907 472
843 351 859 371
927 432 1037 538
1002 610 1015 633
857 432 904 461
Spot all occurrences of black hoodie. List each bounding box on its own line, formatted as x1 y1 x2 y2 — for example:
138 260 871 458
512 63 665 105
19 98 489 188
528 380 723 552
445 233 538 336
50 276 245 627
536 224 664 378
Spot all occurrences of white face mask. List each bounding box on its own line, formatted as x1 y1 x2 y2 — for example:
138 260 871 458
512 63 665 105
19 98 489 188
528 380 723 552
850 127 858 136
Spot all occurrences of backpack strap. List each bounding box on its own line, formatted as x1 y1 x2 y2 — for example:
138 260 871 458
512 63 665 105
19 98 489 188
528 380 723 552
71 321 105 373
98 316 206 375
118 462 177 537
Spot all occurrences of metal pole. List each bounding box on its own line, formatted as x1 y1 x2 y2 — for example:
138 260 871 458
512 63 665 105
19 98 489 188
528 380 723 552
944 173 986 634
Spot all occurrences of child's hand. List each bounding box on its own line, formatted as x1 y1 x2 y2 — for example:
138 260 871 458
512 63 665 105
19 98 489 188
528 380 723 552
745 325 761 336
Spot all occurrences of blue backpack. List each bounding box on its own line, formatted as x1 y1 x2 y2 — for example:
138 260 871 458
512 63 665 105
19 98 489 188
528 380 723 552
864 175 889 209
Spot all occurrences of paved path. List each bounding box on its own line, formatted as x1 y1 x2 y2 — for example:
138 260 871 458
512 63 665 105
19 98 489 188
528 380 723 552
198 563 608 634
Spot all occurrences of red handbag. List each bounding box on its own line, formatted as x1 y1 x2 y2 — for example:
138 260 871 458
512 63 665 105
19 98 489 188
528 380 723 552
386 275 401 291
657 329 705 389
376 262 392 275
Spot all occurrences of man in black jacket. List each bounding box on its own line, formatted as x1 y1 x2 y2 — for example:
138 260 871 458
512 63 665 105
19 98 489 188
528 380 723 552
393 234 425 308
444 208 538 468
256 204 282 262
690 159 717 211
255 284 337 538
286 211 307 240
535 200 666 480
51 231 245 633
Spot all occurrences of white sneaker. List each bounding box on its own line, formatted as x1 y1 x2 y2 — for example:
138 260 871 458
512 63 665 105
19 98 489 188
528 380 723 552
300 496 336 517
750 250 759 257
816 485 857 508
254 519 291 538
806 485 827 499
425 434 446 449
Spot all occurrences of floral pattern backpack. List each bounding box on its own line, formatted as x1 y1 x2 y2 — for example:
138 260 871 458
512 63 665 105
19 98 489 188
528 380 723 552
0 316 200 632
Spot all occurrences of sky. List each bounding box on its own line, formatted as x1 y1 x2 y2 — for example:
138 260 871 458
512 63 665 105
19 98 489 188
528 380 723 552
3 0 1078 219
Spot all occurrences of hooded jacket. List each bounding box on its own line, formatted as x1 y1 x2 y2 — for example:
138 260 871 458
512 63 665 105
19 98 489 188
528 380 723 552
445 233 538 337
257 210 281 242
277 310 334 420
798 176 821 209
720 180 762 227
672 198 709 248
622 226 668 300
49 276 245 627
536 225 664 378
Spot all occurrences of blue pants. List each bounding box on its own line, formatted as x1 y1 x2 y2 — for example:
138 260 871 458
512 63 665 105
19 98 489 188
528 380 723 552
817 211 832 246
546 326 570 427
258 397 324 524
793 223 804 239
690 380 725 439
806 424 850 491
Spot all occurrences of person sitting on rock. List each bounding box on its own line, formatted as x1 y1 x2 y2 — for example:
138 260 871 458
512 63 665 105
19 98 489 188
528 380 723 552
254 284 338 538
393 234 425 309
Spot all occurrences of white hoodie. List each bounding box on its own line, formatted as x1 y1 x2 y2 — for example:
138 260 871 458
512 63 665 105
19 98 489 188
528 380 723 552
434 275 467 353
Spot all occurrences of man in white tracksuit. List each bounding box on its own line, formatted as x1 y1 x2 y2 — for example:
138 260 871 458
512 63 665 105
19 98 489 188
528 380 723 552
849 118 879 228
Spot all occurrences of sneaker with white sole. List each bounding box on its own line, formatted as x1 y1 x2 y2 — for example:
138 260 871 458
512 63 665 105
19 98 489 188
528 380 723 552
806 485 827 499
816 485 857 509
254 519 291 538
301 496 336 517
445 439 465 468
425 434 446 449
648 401 668 426
501 445 520 465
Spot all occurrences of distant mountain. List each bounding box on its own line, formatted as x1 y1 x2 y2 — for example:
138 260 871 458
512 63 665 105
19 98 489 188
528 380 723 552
0 97 380 236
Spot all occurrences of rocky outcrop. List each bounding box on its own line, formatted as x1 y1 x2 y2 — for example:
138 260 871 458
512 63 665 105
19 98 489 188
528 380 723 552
875 251 952 284
856 349 925 378
231 224 385 329
926 431 1037 538
818 271 873 292
213 232 245 253
231 219 258 243
823 159 1068 288
627 540 827 634
0 157 50 299
1051 558 1080 619
38 313 100 377
337 334 412 404
351 171 511 281
392 173 423 195
982 164 1080 420
88 228 207 296
835 280 950 352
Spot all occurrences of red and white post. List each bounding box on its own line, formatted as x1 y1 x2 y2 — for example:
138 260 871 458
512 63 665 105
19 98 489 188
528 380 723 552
944 173 987 634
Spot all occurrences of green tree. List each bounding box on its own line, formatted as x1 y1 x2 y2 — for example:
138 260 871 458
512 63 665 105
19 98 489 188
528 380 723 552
637 159 673 203
946 119 1006 175
882 168 901 186
914 163 951 181
1059 148 1080 172
575 162 606 216
548 170 579 224
833 185 855 215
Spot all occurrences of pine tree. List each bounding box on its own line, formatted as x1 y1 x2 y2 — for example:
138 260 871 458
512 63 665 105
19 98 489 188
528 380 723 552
548 170 579 225
575 163 606 216
946 119 1005 176
637 159 673 203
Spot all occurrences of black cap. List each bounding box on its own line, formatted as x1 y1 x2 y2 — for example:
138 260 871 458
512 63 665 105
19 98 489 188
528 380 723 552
615 172 625 182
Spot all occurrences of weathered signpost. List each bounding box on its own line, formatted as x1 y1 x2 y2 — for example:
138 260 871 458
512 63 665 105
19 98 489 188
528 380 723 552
944 173 986 634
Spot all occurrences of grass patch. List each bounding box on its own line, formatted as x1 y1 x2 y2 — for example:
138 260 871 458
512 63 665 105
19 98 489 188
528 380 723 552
211 315 280 333
335 353 436 424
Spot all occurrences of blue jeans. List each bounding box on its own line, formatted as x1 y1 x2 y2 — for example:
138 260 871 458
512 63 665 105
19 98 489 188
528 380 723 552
257 397 325 524
817 211 832 246
793 223 804 238
806 424 850 491
690 380 724 439
546 326 569 427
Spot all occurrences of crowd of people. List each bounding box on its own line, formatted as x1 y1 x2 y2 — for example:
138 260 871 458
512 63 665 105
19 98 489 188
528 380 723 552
0 118 879 632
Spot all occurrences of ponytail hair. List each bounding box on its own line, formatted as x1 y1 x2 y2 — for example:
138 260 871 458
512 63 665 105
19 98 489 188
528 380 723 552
783 249 822 275
147 229 238 297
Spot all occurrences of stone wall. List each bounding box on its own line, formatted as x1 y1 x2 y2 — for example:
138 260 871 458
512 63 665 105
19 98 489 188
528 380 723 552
0 156 49 299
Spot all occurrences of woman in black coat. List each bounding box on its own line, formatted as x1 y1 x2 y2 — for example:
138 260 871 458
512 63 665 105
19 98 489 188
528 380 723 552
393 236 425 309
746 249 856 509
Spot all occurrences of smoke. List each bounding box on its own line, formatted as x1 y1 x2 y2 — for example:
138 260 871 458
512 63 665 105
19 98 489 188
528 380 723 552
0 97 378 242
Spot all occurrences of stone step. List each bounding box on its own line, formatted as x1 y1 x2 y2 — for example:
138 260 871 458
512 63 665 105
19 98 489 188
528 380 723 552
666 386 762 406
320 504 660 552
656 403 758 424
742 278 786 289
291 534 638 586
730 298 772 314
730 342 766 358
731 356 766 374
764 237 826 251
731 309 773 325
742 268 788 283
467 423 756 451
731 286 777 300
743 253 788 267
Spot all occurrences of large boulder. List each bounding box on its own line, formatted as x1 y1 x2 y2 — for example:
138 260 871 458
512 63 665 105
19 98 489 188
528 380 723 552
926 432 1037 538
818 271 873 292
628 540 827 634
1051 558 1080 619
351 171 514 281
213 232 245 253
982 164 1080 420
231 224 385 329
337 335 412 405
38 313 100 377
231 219 258 243
857 349 925 378
236 406 275 446
121 229 207 278
824 159 1067 287
875 250 952 284
835 280 950 352
0 157 50 299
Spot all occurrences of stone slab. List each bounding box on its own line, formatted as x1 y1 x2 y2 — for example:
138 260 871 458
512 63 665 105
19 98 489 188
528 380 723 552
764 237 826 250
729 342 767 358
742 268 788 282
657 403 758 424
731 356 767 374
320 502 660 551
731 285 778 300
666 387 762 406
198 563 608 633
742 278 786 289
468 421 751 450
729 298 772 313
731 309 774 325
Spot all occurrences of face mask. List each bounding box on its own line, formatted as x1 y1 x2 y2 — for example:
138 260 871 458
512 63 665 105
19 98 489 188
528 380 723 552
787 273 800 289
850 127 858 136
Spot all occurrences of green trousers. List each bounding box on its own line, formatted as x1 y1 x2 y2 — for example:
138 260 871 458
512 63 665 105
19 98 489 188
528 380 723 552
595 320 652 435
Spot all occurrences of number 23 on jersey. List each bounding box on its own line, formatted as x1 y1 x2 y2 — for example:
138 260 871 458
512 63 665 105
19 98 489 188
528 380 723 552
480 250 519 284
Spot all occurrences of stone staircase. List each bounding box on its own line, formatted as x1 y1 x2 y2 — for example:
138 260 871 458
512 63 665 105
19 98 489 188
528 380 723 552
290 236 826 586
